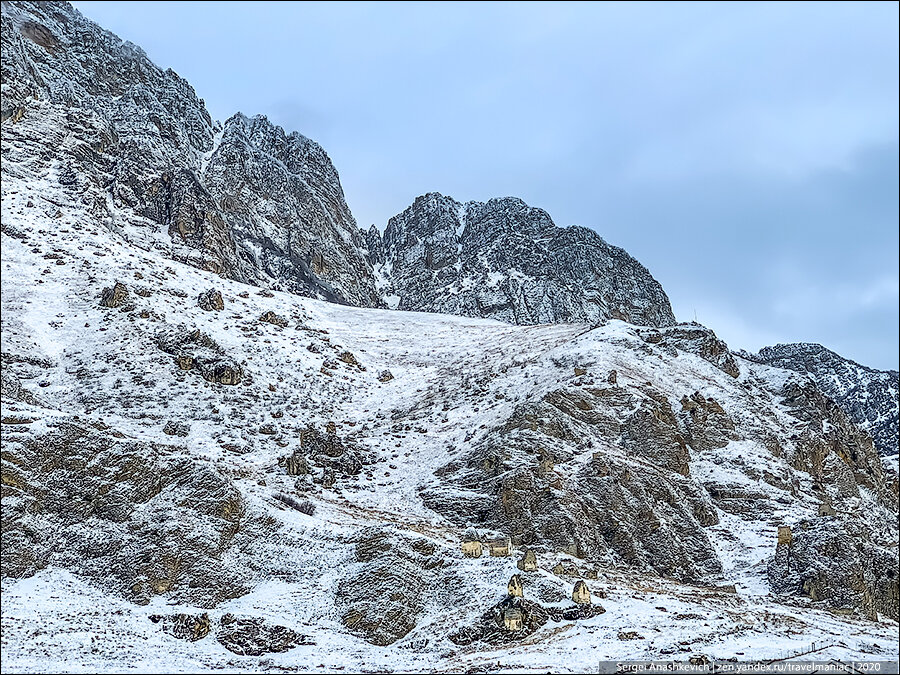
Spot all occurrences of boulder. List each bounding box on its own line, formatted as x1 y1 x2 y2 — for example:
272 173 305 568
163 420 190 437
217 614 311 655
259 311 288 328
197 288 224 311
156 325 243 385
99 281 128 308
149 613 210 642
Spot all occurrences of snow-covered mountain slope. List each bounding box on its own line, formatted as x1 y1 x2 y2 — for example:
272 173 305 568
2 1 898 671
367 192 676 327
2 166 898 670
749 344 898 458
1 0 379 306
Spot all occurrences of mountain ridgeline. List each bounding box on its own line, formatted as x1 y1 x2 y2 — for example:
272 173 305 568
2 3 899 664
3 0 892 455
366 193 676 327
1 0 378 306
750 343 899 457
1 0 674 328
2 0 893 470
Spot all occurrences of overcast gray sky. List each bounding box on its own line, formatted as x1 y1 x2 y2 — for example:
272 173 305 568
73 1 899 370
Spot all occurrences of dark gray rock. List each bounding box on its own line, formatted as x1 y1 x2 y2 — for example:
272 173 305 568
217 613 311 655
156 325 243 385
751 343 898 457
149 613 210 642
197 289 224 312
645 323 740 378
369 193 675 327
99 282 129 308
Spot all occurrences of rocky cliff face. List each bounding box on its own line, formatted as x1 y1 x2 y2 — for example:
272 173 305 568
1 0 378 306
2 1 678 326
3 2 899 669
368 193 676 327
750 343 898 457
203 113 380 305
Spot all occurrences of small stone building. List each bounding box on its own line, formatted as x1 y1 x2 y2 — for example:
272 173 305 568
517 548 537 572
496 595 528 632
461 527 483 558
487 536 511 557
508 574 523 598
572 580 591 604
461 540 483 558
777 525 793 546
503 607 524 631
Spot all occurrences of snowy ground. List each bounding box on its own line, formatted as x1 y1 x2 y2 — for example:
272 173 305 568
2 173 898 672
3 565 897 673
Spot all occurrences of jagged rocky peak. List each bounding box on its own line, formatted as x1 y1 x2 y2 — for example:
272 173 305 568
203 112 381 306
1 0 378 307
750 343 899 457
1 0 213 157
368 192 676 327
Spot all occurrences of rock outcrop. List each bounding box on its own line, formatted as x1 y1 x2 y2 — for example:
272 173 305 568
197 288 224 312
1 418 256 608
750 343 898 457
644 323 740 378
216 614 311 655
1 0 377 306
423 382 723 582
768 517 899 622
368 193 676 327
336 528 444 646
156 325 243 385
203 113 380 305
